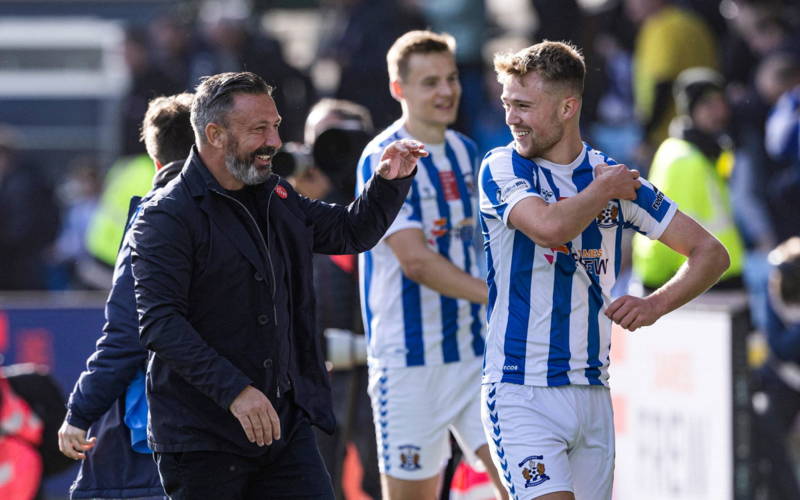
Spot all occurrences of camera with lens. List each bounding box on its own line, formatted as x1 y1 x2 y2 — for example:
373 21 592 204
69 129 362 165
272 127 371 195
769 236 800 324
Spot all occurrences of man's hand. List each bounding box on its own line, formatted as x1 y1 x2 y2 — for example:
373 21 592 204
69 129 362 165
593 163 641 201
377 139 428 180
58 420 96 460
229 386 280 447
605 295 664 332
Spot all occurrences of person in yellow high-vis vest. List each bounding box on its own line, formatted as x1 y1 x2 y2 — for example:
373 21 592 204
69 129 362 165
634 67 745 289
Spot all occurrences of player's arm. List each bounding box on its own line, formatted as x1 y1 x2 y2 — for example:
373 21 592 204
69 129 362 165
386 228 488 304
606 211 729 331
508 163 641 248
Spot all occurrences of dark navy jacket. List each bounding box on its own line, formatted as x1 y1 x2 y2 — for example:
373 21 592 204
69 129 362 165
65 161 183 499
130 147 412 455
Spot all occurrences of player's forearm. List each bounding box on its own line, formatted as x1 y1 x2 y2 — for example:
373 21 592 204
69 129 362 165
520 183 611 247
402 252 488 304
646 237 730 317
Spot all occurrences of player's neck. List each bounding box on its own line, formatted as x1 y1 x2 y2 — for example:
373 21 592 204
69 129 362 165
539 129 584 166
403 117 446 145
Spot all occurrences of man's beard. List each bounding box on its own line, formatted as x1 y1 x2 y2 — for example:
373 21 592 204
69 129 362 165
523 122 563 159
224 143 276 186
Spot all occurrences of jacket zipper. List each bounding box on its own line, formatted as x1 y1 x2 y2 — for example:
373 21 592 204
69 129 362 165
213 185 282 400
212 188 279 326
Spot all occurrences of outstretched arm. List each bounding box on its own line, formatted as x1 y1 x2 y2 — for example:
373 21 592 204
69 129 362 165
606 211 730 331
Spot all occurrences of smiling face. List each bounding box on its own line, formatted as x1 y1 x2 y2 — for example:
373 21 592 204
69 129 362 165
397 51 461 131
220 93 282 186
501 71 570 159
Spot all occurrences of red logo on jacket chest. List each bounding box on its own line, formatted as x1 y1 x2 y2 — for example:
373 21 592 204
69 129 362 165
275 185 288 199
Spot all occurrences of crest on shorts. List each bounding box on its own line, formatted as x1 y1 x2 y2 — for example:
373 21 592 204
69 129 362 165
596 201 620 229
519 455 550 488
398 444 422 471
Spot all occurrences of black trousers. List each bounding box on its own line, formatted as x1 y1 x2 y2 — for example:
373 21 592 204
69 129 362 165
155 397 334 500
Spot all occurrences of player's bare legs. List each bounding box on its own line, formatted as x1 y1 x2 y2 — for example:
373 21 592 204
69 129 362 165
476 444 510 500
382 473 440 500
536 492 575 500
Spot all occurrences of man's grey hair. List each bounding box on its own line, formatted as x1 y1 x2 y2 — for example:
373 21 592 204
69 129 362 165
191 71 273 144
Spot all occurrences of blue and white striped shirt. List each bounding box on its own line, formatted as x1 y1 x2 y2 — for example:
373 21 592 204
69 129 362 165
357 120 485 368
479 143 677 387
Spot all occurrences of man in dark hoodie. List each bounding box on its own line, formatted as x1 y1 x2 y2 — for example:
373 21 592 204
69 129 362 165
58 92 195 499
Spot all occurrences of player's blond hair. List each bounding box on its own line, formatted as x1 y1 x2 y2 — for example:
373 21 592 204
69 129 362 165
494 40 585 95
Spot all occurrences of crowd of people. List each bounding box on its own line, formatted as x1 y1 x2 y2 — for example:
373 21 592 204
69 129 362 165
0 0 799 499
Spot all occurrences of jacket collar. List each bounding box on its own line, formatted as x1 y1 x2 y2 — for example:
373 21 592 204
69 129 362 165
152 160 183 188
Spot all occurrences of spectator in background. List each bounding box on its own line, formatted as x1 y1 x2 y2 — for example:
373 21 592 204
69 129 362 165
316 0 424 130
731 52 800 331
0 126 60 290
148 11 195 93
50 157 102 289
285 98 380 499
633 68 745 290
119 26 182 156
764 52 800 169
414 0 488 136
751 236 800 500
190 0 316 143
626 0 717 165
58 93 195 500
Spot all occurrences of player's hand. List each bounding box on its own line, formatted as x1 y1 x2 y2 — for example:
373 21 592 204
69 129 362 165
593 163 641 201
58 420 96 460
377 139 428 180
605 295 662 332
229 386 280 447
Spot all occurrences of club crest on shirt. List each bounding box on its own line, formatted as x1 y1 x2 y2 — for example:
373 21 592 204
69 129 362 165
399 444 422 471
519 455 550 488
596 201 620 228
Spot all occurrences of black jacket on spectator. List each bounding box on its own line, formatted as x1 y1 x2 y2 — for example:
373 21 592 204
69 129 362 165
130 147 412 455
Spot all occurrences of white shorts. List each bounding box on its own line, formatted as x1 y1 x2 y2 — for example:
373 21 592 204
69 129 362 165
367 358 486 480
481 383 614 500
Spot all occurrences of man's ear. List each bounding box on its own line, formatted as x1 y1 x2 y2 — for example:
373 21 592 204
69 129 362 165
205 122 226 148
561 95 581 121
389 80 404 102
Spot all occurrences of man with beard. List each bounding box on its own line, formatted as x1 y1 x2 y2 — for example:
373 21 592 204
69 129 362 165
478 41 728 499
129 71 426 499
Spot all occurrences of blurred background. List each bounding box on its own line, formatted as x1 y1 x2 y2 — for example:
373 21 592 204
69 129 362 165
0 0 799 499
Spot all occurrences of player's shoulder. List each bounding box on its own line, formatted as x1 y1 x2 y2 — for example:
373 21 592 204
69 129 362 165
585 143 618 167
362 121 405 158
481 144 516 169
445 129 478 155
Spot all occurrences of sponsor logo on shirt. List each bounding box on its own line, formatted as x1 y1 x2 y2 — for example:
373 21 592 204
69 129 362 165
497 178 531 204
652 185 665 211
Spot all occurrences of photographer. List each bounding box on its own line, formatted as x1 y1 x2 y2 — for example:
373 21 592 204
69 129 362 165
752 236 800 499
278 98 378 499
